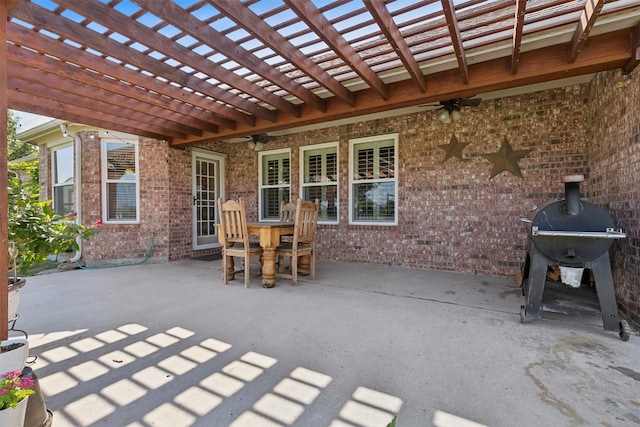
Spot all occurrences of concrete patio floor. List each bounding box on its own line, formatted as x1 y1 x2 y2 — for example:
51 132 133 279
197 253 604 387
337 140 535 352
10 258 640 427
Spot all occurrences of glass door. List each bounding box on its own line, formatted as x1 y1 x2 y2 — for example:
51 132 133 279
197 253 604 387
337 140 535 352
192 150 224 250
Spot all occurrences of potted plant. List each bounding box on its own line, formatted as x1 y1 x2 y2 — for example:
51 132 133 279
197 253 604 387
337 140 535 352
4 177 100 341
0 369 35 426
0 337 29 374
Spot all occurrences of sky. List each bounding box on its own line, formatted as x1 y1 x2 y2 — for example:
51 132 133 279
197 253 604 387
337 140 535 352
11 110 54 133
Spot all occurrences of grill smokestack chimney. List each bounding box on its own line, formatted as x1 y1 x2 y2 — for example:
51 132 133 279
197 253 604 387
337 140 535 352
562 174 584 216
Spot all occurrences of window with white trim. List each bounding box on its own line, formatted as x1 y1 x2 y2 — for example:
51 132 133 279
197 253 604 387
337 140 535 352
259 149 290 220
300 142 338 224
52 144 74 215
102 140 139 223
349 134 398 225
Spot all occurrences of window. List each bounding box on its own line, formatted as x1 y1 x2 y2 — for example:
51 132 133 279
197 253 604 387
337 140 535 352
300 142 338 223
259 149 290 220
102 140 139 223
349 134 398 225
52 144 74 215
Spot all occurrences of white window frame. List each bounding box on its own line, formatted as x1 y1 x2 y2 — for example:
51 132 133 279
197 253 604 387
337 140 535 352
299 141 339 224
348 133 398 226
50 141 75 216
258 148 291 221
101 138 140 224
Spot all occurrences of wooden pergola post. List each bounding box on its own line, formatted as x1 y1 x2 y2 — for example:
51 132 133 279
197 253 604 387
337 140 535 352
1 0 11 340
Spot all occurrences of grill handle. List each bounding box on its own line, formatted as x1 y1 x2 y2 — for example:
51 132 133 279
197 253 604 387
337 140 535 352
531 226 626 239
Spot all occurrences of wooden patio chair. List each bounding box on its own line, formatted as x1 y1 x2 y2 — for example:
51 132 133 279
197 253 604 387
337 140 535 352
277 199 298 271
275 199 319 285
279 199 298 223
217 197 263 288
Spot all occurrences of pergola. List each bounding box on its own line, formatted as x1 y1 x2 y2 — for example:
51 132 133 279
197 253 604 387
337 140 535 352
1 0 639 337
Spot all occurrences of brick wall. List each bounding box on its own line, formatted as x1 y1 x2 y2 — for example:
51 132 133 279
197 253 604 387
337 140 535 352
74 132 171 264
587 68 640 326
222 85 591 277
62 135 231 264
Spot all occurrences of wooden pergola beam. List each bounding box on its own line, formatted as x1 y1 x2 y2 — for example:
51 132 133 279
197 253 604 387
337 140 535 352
9 95 171 142
213 0 357 107
568 0 604 63
7 61 203 137
623 23 640 74
133 0 327 114
11 2 274 123
173 29 632 146
56 0 300 120
1 0 11 341
7 49 214 135
511 0 527 74
7 22 239 130
441 0 469 84
364 0 426 93
286 0 389 100
4 0 637 146
8 73 189 139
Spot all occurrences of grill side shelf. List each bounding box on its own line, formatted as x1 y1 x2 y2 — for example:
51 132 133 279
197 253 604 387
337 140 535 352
531 227 626 239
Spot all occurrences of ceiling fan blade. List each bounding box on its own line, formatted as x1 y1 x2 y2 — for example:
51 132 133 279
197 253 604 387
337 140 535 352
249 133 278 144
459 97 482 107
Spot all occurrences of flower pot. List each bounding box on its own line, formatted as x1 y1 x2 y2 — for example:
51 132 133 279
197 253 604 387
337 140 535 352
0 338 29 373
0 394 29 427
8 278 26 323
22 367 53 427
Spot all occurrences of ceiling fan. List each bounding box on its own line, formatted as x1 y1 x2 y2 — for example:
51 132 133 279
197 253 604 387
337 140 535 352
421 97 482 123
244 133 277 151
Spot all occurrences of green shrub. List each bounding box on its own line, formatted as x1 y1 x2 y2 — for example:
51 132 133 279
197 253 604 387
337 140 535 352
7 177 100 281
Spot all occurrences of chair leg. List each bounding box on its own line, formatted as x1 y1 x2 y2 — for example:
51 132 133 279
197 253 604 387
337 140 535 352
243 257 249 288
291 254 298 286
222 254 228 284
310 252 315 281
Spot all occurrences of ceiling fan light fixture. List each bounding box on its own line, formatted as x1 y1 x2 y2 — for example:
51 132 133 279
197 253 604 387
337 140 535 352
615 74 632 88
254 142 264 151
438 110 452 123
248 141 256 150
451 109 463 121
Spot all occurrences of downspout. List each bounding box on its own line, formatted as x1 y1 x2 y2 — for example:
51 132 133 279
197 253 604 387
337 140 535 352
59 124 83 262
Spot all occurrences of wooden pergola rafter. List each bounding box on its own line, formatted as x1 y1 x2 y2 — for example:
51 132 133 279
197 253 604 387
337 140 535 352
568 0 605 63
365 0 427 92
441 0 470 84
510 0 527 74
2 0 640 148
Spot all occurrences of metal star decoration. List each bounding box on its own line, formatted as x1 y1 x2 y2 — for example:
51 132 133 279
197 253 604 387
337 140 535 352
481 136 531 179
438 133 470 162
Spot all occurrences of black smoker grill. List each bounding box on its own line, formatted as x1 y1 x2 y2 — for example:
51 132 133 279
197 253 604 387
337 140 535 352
519 175 630 341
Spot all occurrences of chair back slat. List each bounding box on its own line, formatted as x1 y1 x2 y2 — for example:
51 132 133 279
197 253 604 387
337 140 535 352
293 199 319 245
218 198 249 245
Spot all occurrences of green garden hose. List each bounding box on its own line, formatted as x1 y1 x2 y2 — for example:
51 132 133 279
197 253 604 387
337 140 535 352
75 231 155 270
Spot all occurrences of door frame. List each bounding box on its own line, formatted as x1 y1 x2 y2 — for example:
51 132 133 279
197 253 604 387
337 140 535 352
191 149 225 250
